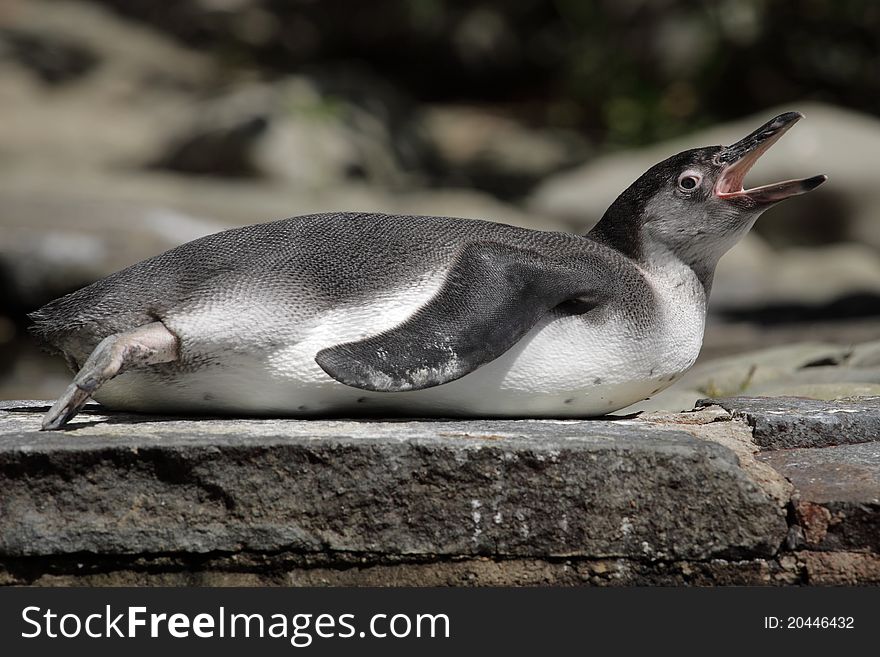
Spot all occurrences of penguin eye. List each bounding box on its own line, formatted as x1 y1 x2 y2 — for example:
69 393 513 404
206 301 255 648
678 172 702 192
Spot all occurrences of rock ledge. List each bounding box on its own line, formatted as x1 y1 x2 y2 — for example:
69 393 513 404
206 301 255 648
1 399 877 586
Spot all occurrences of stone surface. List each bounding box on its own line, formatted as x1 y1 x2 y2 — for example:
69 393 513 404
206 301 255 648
760 442 879 553
0 401 785 563
1 554 805 587
2 397 879 585
641 406 793 508
798 552 880 586
701 396 880 450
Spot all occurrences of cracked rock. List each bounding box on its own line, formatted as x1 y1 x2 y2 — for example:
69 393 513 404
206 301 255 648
697 396 880 450
760 442 879 552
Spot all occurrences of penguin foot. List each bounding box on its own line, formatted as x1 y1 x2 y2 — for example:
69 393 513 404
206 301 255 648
42 383 94 431
41 322 179 431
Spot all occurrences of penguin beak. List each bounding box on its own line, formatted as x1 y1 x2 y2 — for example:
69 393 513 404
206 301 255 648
714 112 827 204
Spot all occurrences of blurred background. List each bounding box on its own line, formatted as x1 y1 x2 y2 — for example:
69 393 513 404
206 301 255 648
2 0 879 407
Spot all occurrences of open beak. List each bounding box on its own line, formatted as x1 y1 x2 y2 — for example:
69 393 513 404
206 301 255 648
714 112 827 204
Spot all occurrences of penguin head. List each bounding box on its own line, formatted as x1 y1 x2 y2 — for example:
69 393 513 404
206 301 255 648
590 112 827 280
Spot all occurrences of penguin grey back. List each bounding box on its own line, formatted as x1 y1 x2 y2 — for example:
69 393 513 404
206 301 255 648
30 211 638 361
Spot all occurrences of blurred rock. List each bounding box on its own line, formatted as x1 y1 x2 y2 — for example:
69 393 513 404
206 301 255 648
416 104 590 199
2 0 212 86
711 237 880 312
0 0 217 174
150 76 590 197
91 0 557 104
0 342 71 402
700 316 880 361
150 76 419 188
669 342 856 398
619 341 880 414
0 2 426 190
743 382 880 401
741 363 880 397
0 27 98 85
850 340 880 368
152 114 269 177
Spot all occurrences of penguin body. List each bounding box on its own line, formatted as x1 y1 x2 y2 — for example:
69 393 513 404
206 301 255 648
32 113 826 429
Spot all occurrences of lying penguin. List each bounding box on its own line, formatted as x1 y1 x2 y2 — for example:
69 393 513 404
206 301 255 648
32 112 826 430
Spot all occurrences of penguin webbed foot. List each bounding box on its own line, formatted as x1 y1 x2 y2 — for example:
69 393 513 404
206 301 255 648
41 322 179 431
42 380 96 431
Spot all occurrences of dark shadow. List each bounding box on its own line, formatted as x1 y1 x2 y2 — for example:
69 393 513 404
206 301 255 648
718 292 880 325
605 412 643 420
4 404 229 431
4 403 634 432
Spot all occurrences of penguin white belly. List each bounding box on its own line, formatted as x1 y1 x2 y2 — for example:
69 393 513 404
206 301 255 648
94 267 706 418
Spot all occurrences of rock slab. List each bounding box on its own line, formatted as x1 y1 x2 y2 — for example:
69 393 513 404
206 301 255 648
760 442 880 553
5 397 880 585
698 396 880 450
0 401 785 565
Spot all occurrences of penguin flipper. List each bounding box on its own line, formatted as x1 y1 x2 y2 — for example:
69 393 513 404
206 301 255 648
315 241 613 392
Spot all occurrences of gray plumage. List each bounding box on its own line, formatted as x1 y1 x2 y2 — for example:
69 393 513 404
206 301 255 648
32 213 641 382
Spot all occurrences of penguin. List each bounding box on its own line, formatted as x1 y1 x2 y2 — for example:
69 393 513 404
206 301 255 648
31 112 826 430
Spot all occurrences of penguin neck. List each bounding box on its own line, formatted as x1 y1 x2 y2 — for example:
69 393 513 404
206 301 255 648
587 194 644 262
588 198 716 296
638 240 715 302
